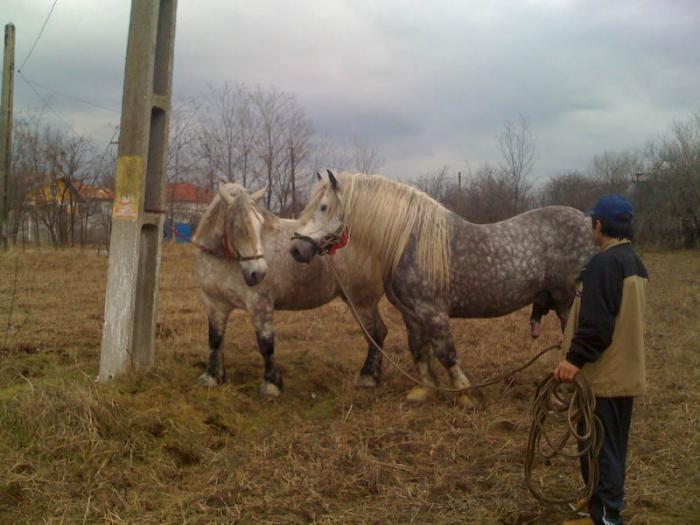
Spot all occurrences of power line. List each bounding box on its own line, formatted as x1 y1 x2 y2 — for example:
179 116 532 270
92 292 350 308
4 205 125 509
15 0 122 136
21 75 120 113
99 125 120 167
18 70 77 133
18 0 60 73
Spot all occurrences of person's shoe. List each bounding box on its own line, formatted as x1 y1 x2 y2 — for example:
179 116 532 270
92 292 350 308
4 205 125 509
561 517 594 525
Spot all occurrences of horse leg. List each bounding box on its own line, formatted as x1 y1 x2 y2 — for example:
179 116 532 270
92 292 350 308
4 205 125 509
384 279 437 402
552 287 576 333
429 314 483 408
197 302 231 386
355 303 388 388
402 315 439 403
251 306 283 397
530 291 552 339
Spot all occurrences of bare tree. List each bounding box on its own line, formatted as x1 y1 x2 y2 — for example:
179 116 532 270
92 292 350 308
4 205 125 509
497 115 536 213
539 170 602 211
279 105 313 216
81 131 117 247
196 82 316 213
251 86 295 210
10 115 45 244
349 136 384 175
638 112 700 247
11 115 103 247
163 98 202 229
40 129 92 246
414 166 451 202
198 83 247 188
463 163 515 223
168 97 200 185
591 150 641 194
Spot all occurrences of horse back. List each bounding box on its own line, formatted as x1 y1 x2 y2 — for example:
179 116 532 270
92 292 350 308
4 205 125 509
446 206 594 317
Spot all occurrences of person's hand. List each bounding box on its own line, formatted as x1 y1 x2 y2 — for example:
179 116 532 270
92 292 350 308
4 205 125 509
553 360 580 383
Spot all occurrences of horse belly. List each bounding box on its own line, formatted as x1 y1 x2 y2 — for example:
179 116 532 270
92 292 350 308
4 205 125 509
272 275 338 311
447 277 538 319
274 290 337 311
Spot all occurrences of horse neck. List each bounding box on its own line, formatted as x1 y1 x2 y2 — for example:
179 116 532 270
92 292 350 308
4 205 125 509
342 179 450 289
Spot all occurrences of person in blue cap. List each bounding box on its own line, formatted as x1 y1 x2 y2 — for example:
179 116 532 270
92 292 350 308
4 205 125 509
554 194 648 525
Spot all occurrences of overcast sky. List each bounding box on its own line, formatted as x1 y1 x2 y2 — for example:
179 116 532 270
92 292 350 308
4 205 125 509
5 0 699 181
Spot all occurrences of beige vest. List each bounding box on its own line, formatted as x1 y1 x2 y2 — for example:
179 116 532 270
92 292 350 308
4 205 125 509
563 240 648 397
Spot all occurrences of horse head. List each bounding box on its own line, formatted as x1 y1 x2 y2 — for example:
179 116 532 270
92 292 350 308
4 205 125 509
290 170 345 263
218 183 268 285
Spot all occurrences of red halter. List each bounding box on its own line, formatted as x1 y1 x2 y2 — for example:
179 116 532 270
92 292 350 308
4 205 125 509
327 229 349 255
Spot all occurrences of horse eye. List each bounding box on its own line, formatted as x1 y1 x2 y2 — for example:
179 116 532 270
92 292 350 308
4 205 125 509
320 204 328 212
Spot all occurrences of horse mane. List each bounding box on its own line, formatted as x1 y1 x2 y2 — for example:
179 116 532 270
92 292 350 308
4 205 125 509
302 172 450 292
193 183 280 248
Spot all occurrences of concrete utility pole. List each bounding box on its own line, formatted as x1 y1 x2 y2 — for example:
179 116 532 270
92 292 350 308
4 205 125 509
99 0 177 381
0 23 15 250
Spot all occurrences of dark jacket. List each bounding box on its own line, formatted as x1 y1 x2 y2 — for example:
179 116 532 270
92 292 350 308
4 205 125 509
563 239 648 397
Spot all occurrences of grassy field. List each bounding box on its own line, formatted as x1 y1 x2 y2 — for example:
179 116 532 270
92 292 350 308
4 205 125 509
1 245 698 524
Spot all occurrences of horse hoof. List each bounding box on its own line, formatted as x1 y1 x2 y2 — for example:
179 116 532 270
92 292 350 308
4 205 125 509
530 321 541 339
457 393 480 409
458 386 485 409
259 382 281 398
356 374 379 388
196 373 220 387
406 386 433 403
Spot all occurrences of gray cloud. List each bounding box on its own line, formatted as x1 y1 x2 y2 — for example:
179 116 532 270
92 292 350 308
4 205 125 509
6 0 699 181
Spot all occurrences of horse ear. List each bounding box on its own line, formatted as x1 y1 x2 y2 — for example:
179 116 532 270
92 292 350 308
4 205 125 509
251 185 267 203
218 183 234 205
316 172 322 182
326 170 339 191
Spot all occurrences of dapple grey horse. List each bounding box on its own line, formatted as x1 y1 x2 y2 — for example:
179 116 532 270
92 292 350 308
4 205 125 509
290 171 596 406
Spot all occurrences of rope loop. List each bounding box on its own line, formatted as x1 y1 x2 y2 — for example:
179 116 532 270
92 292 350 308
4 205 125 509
525 374 604 507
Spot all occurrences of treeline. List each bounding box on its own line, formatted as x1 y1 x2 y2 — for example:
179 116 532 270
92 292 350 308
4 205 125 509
141 82 384 215
415 113 700 249
5 82 383 246
8 117 115 246
5 80 699 249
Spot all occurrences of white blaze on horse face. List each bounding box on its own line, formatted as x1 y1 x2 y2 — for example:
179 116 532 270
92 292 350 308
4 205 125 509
298 188 343 242
241 207 267 282
229 199 268 286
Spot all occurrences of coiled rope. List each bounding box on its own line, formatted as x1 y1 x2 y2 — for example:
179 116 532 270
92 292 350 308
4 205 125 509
525 374 604 507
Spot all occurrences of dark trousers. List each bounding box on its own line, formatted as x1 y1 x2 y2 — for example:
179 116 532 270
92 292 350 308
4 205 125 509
579 396 634 525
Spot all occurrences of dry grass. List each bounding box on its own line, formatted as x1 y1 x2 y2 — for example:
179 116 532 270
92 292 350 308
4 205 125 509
1 245 698 524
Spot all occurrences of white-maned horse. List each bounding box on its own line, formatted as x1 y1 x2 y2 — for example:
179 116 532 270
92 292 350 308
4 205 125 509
291 171 595 407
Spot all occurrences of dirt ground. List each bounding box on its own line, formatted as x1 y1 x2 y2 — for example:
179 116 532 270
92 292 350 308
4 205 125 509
1 245 698 524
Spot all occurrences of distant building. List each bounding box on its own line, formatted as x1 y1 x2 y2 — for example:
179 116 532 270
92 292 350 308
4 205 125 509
164 182 213 224
20 178 212 245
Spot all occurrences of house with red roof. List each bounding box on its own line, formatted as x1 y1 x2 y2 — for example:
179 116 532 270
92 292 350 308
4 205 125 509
22 178 212 245
164 182 213 224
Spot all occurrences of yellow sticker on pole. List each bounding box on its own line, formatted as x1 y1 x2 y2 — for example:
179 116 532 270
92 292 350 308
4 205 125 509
112 155 143 221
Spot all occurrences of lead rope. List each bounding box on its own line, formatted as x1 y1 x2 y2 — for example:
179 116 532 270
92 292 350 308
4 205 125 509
525 374 604 508
325 255 602 510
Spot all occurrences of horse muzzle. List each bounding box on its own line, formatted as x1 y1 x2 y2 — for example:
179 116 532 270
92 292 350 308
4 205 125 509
290 239 315 263
290 229 347 262
241 259 268 286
